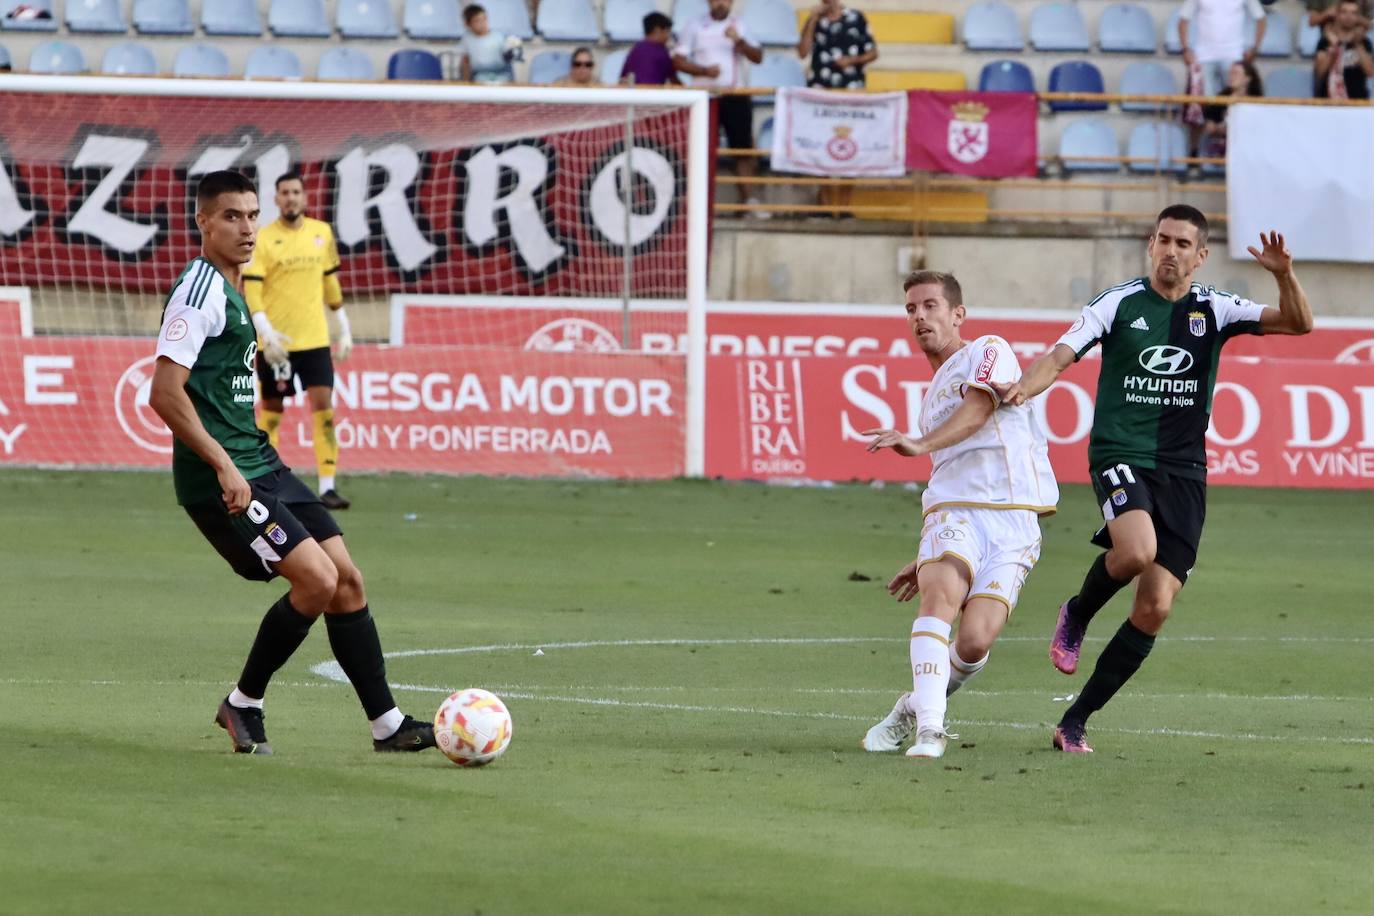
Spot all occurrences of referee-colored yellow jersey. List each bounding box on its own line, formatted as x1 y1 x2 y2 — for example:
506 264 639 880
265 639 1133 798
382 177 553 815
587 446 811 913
243 217 343 352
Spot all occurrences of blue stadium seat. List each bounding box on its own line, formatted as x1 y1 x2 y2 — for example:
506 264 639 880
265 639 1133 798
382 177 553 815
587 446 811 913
479 0 533 40
133 0 193 33
1164 8 1192 53
269 0 331 37
1059 118 1120 172
387 47 443 80
1118 61 1177 111
962 2 1023 51
244 45 303 79
1047 60 1107 111
599 47 628 85
2 0 57 31
318 45 375 79
1098 3 1155 53
337 0 397 38
673 0 709 27
748 53 804 89
978 59 1034 92
742 0 799 46
29 40 86 72
536 0 598 40
0 43 10 68
1298 19 1320 57
66 0 127 33
1266 65 1313 98
1127 122 1188 173
202 0 261 35
1245 10 1293 57
403 0 460 38
1030 3 1090 51
173 42 230 76
102 41 157 73
605 0 654 42
528 49 571 84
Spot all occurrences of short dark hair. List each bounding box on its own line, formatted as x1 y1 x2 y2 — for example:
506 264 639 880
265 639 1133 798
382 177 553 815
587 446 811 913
644 11 673 33
462 3 485 24
196 170 256 211
1155 204 1209 246
571 46 594 63
902 270 963 307
274 171 304 190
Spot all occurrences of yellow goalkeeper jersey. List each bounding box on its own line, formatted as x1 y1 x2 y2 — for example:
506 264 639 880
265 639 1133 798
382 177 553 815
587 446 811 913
243 216 343 352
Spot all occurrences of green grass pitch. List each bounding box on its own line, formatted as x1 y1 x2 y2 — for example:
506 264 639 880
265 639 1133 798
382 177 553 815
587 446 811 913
1 470 1370 915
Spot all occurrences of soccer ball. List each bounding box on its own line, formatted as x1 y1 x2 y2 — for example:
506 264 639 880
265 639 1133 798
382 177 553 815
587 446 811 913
433 688 513 767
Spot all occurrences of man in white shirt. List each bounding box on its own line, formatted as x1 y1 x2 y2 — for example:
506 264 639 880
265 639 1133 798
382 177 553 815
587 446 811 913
1179 0 1267 96
860 271 1059 760
673 0 766 213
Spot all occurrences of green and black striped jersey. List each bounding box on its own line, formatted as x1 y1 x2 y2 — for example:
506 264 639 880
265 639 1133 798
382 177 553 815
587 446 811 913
1058 278 1266 479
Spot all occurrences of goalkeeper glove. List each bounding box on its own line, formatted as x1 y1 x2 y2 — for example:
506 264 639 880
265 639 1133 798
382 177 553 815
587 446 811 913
251 312 291 369
332 306 353 362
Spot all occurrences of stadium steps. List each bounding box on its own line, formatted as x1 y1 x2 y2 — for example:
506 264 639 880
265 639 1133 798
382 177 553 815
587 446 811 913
847 188 989 222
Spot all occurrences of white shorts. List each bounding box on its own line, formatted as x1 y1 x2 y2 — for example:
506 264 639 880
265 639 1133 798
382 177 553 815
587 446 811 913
916 508 1042 614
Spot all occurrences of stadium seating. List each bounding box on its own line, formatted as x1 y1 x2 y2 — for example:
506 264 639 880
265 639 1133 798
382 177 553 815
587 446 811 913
0 43 9 68
173 42 230 76
1029 3 1090 52
403 0 461 39
748 53 804 89
536 0 598 41
29 39 85 72
528 48 570 84
66 0 127 34
268 0 331 37
1247 10 1293 57
1126 121 1188 173
599 47 628 85
2 0 57 31
604 0 654 42
672 0 709 26
962 1 1023 51
1298 19 1320 57
1098 3 1156 53
867 70 966 90
387 47 443 79
1266 65 1314 98
244 45 303 79
201 0 262 35
337 0 398 38
1163 8 1189 53
1118 61 1177 111
101 41 157 74
133 0 194 34
318 45 375 79
741 0 799 46
480 0 533 40
1058 118 1120 171
1047 60 1107 111
864 12 955 45
978 59 1034 93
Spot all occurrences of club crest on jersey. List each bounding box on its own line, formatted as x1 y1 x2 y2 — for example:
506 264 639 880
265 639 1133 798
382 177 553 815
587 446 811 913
1188 311 1207 337
315 235 324 247
1111 488 1128 507
264 523 288 546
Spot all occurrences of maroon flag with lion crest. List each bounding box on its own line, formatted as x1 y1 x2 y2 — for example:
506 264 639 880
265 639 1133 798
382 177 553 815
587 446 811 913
905 91 1037 178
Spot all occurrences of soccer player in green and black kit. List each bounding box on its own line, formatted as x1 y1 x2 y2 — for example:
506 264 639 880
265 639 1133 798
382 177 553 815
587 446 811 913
996 205 1314 753
149 170 435 755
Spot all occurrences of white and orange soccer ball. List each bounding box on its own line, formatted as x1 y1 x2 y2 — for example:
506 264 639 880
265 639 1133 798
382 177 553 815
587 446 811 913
433 688 513 767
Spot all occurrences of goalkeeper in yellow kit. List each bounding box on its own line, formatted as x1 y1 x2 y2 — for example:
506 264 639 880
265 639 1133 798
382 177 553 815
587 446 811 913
244 172 353 510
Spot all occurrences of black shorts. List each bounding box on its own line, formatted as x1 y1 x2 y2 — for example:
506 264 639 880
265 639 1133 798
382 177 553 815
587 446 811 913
717 95 754 150
257 345 334 398
184 468 343 582
1089 462 1206 584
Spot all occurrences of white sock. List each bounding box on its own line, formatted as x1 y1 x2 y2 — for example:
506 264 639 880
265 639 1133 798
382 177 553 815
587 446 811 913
370 706 405 740
318 475 335 493
946 645 989 697
905 616 952 733
227 687 263 710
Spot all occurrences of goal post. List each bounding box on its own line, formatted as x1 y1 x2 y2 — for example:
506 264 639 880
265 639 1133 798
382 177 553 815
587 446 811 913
0 75 710 478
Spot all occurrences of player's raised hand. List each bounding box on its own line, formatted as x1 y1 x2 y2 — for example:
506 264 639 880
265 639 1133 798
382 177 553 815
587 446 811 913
863 428 924 456
990 380 1026 406
887 557 921 602
1247 231 1292 275
218 465 252 515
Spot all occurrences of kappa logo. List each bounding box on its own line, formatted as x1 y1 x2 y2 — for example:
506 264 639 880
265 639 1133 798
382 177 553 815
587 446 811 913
1130 316 1150 331
1138 345 1194 376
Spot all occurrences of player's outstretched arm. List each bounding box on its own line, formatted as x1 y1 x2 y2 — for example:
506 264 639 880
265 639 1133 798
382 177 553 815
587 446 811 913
992 344 1075 407
1248 231 1314 336
148 357 251 513
864 389 997 457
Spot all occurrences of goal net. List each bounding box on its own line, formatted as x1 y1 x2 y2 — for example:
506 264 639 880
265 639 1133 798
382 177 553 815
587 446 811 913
0 77 709 480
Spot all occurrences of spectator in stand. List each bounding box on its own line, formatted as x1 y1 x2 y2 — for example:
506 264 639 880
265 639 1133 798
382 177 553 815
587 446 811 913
1199 60 1262 159
557 47 598 86
673 0 767 215
798 1 878 89
622 12 680 85
1315 0 1374 98
1178 0 1266 97
460 3 519 84
1307 0 1372 36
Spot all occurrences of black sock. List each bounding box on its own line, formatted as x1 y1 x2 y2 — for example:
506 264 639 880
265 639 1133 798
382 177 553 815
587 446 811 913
237 594 316 699
1062 620 1156 725
1069 553 1131 629
325 606 396 719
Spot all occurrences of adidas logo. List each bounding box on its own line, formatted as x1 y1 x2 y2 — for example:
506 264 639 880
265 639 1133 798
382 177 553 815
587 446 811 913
1130 316 1150 331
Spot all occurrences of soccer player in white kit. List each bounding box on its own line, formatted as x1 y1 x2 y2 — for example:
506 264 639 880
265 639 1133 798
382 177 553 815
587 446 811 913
861 271 1059 759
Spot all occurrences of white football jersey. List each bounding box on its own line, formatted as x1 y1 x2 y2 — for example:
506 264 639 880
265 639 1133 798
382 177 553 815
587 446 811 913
919 335 1059 517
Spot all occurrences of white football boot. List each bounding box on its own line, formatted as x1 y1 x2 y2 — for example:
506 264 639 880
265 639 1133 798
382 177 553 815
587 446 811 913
905 728 956 759
862 693 917 752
